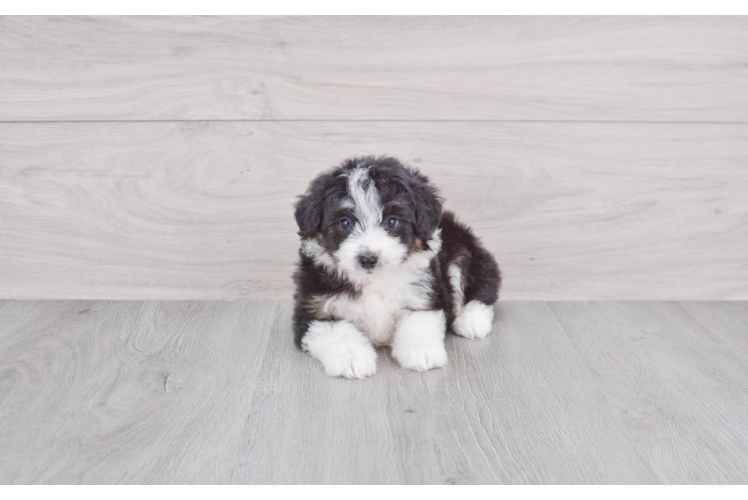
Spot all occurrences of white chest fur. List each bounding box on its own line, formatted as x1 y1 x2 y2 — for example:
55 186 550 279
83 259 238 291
320 257 435 346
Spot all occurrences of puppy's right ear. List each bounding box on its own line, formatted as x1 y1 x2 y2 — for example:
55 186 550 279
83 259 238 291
296 171 335 238
294 192 323 239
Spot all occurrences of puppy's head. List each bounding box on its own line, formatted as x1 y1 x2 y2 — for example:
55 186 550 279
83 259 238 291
295 156 443 279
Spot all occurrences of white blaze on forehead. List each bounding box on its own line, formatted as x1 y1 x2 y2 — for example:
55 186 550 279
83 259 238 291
339 198 355 210
333 165 410 280
346 167 382 229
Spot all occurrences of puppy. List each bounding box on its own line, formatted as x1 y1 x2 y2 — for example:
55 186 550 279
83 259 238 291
293 156 501 378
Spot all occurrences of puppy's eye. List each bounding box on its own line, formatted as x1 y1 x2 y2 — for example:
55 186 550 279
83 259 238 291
340 218 352 231
386 217 398 229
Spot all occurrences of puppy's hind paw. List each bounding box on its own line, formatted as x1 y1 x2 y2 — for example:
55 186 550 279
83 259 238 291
453 300 494 339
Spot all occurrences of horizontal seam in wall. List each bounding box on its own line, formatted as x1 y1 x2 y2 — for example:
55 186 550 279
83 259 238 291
1 119 747 125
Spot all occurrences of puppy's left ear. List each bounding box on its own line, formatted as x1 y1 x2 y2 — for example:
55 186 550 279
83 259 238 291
410 169 443 241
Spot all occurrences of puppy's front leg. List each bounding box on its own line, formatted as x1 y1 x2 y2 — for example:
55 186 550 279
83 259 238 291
391 310 448 372
302 320 377 379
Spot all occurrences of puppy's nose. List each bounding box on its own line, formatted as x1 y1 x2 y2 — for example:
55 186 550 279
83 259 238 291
358 251 379 270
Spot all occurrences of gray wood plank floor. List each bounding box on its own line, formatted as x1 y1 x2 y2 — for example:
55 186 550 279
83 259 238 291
1 301 747 484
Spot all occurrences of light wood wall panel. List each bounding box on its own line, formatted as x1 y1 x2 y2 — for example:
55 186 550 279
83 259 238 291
1 121 746 300
1 16 747 122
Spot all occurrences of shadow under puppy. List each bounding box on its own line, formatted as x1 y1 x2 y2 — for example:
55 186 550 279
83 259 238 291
293 156 501 378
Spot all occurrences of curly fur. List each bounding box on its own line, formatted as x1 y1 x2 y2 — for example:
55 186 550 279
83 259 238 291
293 156 501 378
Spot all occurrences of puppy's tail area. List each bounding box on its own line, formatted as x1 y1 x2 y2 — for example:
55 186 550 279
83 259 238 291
440 210 501 307
463 243 501 306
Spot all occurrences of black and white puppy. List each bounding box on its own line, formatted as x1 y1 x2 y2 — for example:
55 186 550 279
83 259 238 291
293 156 501 378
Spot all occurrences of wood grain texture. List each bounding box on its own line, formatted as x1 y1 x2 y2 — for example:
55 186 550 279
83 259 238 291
1 121 746 300
679 302 748 359
1 301 747 484
549 301 748 483
231 301 656 484
0 300 281 484
1 16 747 122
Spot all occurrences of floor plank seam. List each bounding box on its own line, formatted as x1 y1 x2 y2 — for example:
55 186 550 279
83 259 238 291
544 302 665 484
0 300 16 314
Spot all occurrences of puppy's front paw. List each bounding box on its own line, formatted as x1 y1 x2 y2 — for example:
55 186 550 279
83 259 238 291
302 320 377 379
392 339 448 372
322 343 378 379
453 300 494 339
391 310 448 372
